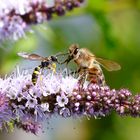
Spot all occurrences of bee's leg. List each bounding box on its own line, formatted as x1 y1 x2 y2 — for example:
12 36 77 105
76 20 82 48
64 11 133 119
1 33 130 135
69 70 78 76
63 63 70 76
84 72 88 83
95 70 106 86
78 74 86 88
100 74 106 86
78 70 87 87
69 68 81 77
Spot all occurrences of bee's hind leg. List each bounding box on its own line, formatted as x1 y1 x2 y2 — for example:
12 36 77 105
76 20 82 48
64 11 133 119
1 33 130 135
78 71 88 88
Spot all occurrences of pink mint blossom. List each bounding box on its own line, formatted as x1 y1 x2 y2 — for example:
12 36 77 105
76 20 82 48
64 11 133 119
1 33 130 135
0 0 85 41
0 68 140 134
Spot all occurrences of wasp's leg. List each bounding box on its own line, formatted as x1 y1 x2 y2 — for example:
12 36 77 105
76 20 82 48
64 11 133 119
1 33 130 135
51 63 57 73
38 68 47 93
39 68 44 88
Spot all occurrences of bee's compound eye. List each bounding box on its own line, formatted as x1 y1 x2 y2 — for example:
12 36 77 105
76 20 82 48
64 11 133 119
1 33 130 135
73 48 78 55
51 56 57 62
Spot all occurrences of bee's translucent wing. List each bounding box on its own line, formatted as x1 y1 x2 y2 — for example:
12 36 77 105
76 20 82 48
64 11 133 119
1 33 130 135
95 57 121 71
17 52 45 61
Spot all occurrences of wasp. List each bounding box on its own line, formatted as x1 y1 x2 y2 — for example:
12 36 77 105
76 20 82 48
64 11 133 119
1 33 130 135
62 44 121 86
17 52 60 85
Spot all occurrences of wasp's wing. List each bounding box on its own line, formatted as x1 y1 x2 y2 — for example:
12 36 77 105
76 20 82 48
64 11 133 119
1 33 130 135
17 52 45 61
95 57 121 71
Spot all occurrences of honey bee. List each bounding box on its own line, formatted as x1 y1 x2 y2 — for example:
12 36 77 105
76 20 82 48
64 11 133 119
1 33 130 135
62 44 121 86
17 52 60 85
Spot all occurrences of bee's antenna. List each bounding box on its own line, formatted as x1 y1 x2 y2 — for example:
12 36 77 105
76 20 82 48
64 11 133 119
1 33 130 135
60 59 67 64
55 52 69 57
54 52 69 64
60 55 73 64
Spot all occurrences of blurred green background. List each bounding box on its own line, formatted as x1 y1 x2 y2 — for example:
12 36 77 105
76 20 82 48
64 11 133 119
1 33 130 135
0 0 140 140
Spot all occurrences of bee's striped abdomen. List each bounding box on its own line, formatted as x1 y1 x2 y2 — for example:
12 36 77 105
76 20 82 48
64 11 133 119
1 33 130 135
32 65 42 85
88 67 106 86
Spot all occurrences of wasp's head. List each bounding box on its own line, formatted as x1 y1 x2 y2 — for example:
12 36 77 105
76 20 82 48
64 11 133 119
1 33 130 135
50 56 58 62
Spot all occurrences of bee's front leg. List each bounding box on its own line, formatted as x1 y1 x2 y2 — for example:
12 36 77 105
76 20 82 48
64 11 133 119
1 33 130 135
68 67 81 76
69 70 78 75
78 69 88 87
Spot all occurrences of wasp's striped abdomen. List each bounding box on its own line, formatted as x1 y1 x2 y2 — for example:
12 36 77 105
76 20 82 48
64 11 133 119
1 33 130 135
32 65 42 85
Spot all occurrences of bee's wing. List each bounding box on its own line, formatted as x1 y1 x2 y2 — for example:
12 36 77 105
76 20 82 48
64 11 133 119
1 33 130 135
95 57 121 71
17 52 45 61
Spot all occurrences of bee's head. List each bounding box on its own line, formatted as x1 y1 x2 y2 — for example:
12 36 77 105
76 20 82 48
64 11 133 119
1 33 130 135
63 44 79 64
58 44 79 65
69 44 79 56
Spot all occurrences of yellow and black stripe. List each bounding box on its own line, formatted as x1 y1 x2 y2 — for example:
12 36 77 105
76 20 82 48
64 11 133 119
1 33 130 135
32 65 42 85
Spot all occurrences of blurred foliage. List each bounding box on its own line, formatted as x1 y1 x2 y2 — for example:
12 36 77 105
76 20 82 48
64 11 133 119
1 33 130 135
0 0 140 140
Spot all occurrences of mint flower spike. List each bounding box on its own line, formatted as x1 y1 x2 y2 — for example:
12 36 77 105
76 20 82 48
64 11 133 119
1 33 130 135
0 67 140 134
0 0 85 41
